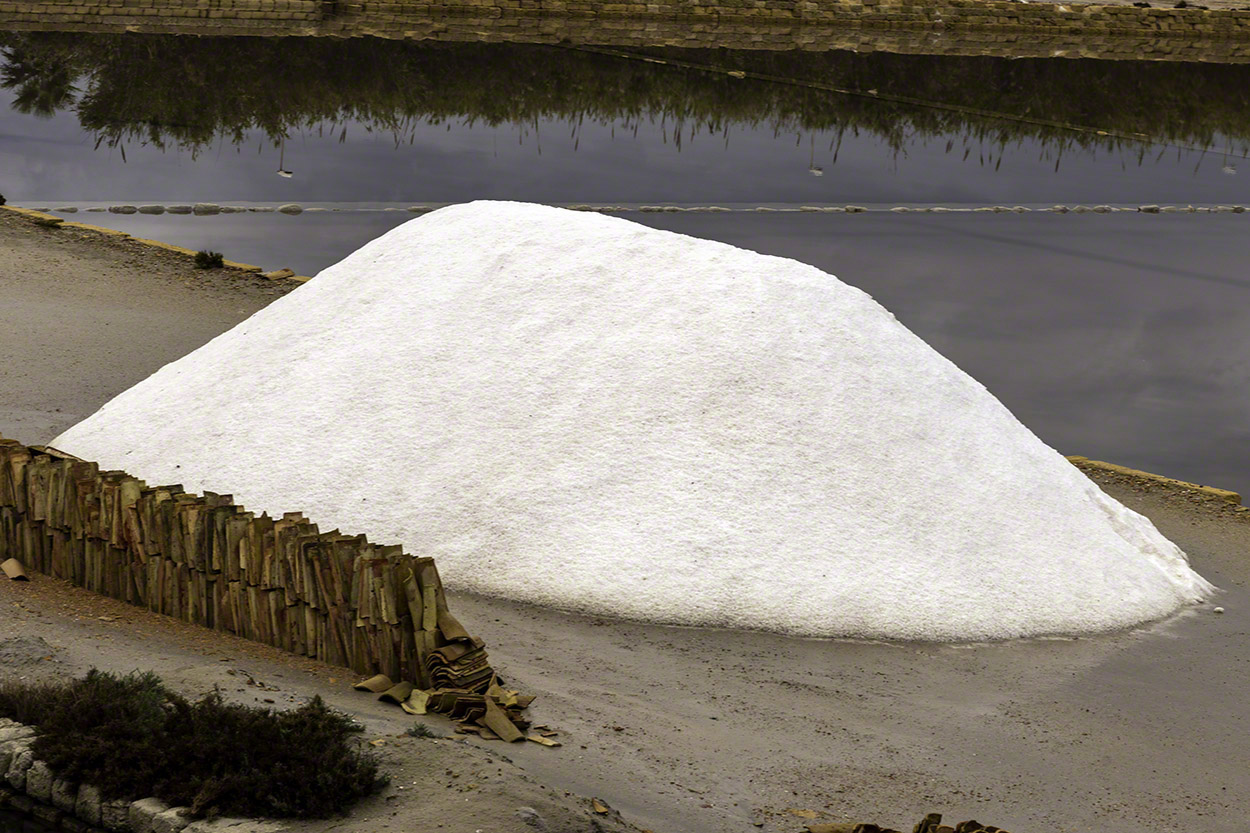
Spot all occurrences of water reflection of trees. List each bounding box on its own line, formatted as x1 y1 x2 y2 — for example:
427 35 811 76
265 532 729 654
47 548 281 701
3 31 1250 162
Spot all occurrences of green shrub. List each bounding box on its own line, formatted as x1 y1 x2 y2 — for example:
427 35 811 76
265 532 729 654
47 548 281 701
194 250 224 269
0 671 385 819
28 670 172 802
163 692 385 818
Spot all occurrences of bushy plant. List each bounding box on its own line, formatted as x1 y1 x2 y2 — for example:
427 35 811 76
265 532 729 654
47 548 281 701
194 250 224 269
0 678 62 725
28 670 173 801
161 692 385 818
0 671 385 819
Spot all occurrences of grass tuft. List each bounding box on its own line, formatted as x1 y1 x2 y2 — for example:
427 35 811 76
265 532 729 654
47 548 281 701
0 671 386 819
194 249 224 269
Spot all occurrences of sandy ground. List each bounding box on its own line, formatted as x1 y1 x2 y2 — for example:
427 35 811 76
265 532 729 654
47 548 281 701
0 209 293 444
1 213 1248 833
1 476 1245 833
0 582 644 833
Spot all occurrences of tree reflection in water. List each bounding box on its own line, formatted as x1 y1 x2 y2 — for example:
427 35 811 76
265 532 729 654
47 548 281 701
2 32 1249 166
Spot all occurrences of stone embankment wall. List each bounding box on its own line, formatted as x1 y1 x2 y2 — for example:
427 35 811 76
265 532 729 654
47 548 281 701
1 719 281 833
2 0 1250 62
0 438 493 694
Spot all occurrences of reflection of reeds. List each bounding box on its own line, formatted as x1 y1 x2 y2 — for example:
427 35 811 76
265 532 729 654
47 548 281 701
3 32 1249 160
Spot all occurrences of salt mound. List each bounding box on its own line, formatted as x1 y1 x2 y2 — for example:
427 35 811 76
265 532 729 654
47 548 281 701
53 201 1211 641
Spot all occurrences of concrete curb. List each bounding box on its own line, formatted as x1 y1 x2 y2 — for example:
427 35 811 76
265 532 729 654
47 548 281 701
1067 455 1243 505
0 719 287 833
0 205 311 282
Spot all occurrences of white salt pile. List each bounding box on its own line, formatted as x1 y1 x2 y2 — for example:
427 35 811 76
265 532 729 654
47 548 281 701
54 201 1211 641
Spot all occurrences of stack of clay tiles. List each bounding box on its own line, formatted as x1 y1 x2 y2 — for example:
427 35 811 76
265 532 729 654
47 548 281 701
804 812 1012 833
0 437 531 737
355 669 540 743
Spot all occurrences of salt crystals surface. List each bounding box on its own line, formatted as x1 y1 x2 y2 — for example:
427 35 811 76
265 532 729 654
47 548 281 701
54 201 1212 640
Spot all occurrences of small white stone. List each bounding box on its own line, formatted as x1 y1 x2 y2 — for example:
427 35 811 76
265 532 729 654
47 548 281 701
24 760 53 801
0 725 35 744
51 776 79 813
152 805 193 833
130 796 172 833
101 798 131 832
1214 606 1225 614
76 783 103 825
5 746 32 790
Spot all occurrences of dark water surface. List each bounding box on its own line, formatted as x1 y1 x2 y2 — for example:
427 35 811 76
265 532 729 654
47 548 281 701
2 31 1248 494
2 36 1250 205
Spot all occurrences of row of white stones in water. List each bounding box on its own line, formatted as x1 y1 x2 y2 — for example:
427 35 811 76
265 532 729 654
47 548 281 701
29 203 1250 215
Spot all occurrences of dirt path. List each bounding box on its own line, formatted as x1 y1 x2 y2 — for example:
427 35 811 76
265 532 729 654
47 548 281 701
1 217 1247 833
